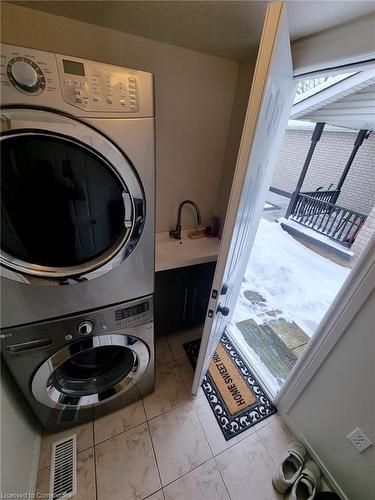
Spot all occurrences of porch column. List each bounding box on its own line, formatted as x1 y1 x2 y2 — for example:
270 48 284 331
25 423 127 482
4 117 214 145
286 122 325 218
331 129 370 204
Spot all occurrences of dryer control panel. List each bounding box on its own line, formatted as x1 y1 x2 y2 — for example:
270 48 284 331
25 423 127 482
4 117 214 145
57 55 140 112
1 44 152 115
1 45 59 96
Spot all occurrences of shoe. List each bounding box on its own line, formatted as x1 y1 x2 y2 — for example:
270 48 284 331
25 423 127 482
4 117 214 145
286 460 321 500
272 441 306 493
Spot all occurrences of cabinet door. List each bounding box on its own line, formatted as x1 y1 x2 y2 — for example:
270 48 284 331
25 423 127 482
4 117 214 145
187 262 216 326
154 262 216 335
154 270 188 335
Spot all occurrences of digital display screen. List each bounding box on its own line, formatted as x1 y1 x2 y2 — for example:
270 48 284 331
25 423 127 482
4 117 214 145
115 302 149 321
63 59 85 76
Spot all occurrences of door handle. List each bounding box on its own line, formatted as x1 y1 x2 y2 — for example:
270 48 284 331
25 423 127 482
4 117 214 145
216 304 230 316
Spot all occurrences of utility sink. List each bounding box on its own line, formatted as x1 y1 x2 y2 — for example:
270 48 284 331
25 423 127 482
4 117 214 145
155 230 220 272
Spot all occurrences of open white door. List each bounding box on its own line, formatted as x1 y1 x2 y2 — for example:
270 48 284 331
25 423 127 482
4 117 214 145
192 2 296 395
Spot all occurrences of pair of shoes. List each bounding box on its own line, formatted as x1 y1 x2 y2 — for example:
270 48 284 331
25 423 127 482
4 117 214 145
272 441 321 499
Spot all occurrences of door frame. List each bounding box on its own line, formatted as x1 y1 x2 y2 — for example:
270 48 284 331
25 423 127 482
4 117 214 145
192 1 296 395
225 58 375 406
275 232 374 412
274 59 375 409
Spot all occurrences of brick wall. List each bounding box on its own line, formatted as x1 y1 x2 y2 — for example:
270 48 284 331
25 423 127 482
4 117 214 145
351 204 375 261
271 129 375 215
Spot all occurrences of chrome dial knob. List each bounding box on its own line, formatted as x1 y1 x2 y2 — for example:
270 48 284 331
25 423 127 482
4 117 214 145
11 60 38 88
7 57 46 94
76 320 94 336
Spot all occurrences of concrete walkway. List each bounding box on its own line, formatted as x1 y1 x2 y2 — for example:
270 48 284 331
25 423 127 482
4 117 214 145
263 190 290 222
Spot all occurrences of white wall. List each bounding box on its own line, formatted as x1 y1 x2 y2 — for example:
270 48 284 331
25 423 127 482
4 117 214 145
1 2 239 233
0 368 41 495
286 289 375 500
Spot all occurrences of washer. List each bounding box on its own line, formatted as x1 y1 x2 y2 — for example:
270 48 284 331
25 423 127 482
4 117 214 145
0 296 154 431
0 43 155 328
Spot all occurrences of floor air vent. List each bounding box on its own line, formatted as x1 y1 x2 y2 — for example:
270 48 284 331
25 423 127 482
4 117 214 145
49 434 77 499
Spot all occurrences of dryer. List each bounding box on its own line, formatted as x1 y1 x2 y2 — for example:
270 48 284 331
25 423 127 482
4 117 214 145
0 43 155 328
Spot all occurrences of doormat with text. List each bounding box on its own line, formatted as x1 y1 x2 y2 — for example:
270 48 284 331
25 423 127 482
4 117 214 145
184 334 276 440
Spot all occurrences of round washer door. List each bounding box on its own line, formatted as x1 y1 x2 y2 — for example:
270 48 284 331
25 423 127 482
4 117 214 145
0 107 145 285
31 334 149 408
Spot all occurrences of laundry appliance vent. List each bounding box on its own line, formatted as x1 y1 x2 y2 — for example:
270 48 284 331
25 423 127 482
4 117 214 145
49 434 77 499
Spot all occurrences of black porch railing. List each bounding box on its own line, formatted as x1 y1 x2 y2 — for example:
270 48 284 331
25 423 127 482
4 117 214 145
290 193 367 247
300 190 339 204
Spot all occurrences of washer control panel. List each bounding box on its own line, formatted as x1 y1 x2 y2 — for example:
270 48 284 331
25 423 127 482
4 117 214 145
0 296 153 353
57 55 140 112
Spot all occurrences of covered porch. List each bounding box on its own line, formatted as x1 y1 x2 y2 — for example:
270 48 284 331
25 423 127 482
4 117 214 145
284 70 375 248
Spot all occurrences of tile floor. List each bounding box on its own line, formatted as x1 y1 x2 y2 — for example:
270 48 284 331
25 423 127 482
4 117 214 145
36 327 296 500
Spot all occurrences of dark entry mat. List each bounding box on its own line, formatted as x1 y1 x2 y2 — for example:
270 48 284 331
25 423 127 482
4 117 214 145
184 334 276 440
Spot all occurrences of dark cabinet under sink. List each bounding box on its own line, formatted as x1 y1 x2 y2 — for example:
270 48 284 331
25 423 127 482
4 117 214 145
154 261 216 336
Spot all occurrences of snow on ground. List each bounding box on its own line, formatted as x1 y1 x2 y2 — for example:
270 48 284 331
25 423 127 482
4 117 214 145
231 218 351 337
229 218 351 394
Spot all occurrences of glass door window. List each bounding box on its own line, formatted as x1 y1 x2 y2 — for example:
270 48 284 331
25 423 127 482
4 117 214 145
1 134 126 267
0 108 145 283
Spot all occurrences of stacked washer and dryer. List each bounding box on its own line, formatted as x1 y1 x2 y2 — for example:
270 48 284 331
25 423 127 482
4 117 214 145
0 44 155 431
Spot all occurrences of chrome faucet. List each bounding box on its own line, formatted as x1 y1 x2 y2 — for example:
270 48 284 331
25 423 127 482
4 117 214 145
169 200 202 239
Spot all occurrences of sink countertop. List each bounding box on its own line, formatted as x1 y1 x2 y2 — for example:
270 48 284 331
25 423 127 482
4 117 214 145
155 230 220 272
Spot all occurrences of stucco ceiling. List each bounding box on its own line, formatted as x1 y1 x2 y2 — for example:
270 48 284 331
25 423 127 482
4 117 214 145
9 1 375 61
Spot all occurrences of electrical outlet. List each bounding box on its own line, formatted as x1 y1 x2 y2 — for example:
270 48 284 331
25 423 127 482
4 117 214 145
346 427 373 453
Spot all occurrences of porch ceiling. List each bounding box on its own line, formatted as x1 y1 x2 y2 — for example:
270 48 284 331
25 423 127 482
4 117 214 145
291 70 375 131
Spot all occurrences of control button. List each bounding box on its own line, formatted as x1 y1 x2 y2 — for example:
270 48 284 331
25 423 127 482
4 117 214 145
11 60 38 88
120 98 125 105
72 80 80 86
72 88 82 97
81 82 88 89
7 57 47 95
65 79 72 86
65 334 73 341
106 98 113 104
76 320 94 336
92 97 100 103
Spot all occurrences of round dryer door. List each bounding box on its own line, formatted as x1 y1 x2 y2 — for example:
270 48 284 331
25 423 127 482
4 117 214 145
31 334 149 408
0 107 145 285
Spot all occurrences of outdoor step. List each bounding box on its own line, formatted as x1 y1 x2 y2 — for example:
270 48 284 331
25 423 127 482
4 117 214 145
243 290 266 304
265 318 310 350
291 344 307 358
236 318 297 387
